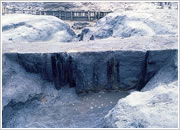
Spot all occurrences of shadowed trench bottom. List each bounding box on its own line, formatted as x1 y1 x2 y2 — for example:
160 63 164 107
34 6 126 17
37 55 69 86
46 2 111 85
2 86 130 128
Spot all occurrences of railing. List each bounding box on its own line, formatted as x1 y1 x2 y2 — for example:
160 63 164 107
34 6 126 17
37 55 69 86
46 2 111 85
2 7 111 21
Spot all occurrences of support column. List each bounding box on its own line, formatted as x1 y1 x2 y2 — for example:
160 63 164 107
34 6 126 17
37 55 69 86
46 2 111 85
88 11 90 21
71 11 73 21
59 11 61 19
65 11 67 20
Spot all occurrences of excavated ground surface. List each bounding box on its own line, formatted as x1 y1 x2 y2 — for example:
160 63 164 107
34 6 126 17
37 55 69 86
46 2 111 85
3 87 130 128
2 36 178 128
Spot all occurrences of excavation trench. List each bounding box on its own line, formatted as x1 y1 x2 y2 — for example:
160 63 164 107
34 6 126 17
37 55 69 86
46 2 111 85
5 49 177 93
2 48 177 128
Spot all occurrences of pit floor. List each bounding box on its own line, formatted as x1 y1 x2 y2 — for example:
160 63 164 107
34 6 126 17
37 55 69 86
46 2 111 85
3 87 130 128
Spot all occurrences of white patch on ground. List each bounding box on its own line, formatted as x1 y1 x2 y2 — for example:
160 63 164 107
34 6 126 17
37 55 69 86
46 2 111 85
2 14 75 43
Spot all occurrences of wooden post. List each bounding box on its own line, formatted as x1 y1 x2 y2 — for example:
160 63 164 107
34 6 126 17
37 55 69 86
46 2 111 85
94 12 95 20
72 11 74 20
13 7 15 14
2 6 5 15
71 11 73 21
88 11 90 21
95 12 97 20
59 11 61 19
65 11 67 20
